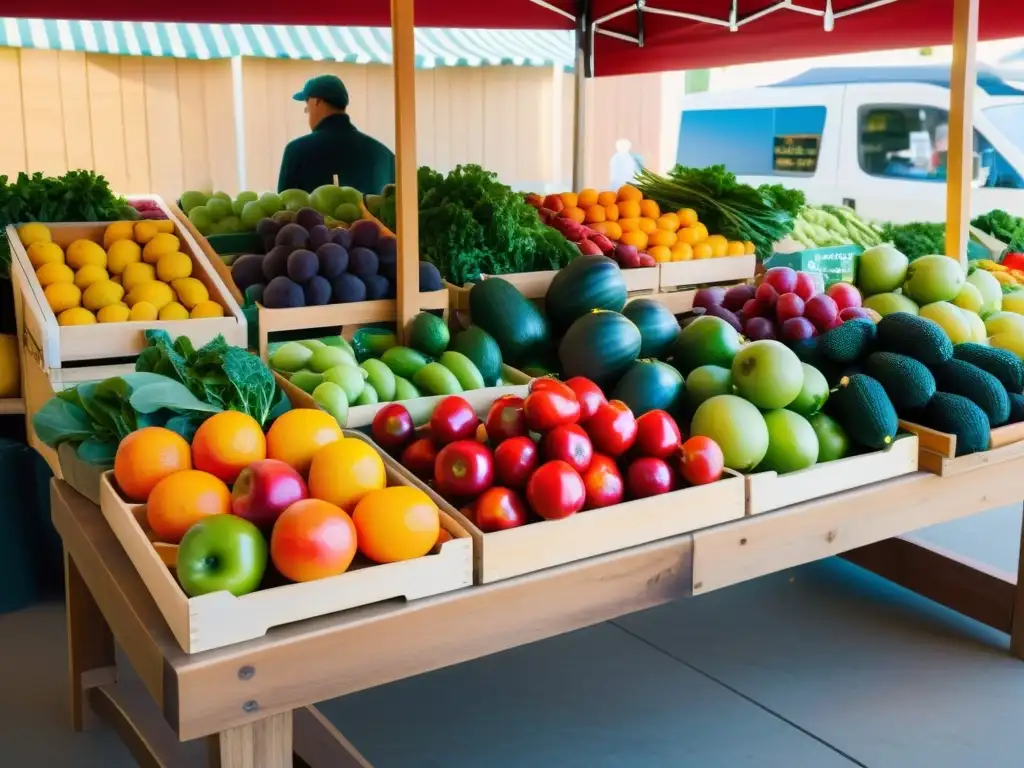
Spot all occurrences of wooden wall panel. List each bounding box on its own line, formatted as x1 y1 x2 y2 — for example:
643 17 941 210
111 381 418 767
18 49 68 176
0 48 27 179
84 55 129 193
117 56 152 193
57 52 94 173
142 58 185 198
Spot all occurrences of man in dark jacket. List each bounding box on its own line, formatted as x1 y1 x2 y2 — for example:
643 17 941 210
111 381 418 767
277 75 395 195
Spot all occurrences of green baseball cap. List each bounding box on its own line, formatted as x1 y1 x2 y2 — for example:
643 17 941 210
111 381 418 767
293 75 349 109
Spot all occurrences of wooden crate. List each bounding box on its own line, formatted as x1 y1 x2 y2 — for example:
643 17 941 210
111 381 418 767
658 255 756 292
745 435 919 516
97 431 474 654
8 218 246 372
899 419 1024 476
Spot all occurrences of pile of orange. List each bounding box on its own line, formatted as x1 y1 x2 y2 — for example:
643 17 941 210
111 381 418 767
551 185 756 263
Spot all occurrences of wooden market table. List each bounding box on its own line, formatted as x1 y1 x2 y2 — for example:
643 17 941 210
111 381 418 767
52 453 1024 768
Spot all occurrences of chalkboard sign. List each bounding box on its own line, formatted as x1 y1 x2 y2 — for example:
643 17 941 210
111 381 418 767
773 134 820 173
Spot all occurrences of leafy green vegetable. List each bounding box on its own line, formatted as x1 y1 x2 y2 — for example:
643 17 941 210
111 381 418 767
972 209 1024 252
634 165 800 258
878 221 946 261
129 379 223 415
377 164 579 284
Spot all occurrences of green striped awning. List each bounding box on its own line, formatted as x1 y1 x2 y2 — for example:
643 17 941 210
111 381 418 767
0 18 575 69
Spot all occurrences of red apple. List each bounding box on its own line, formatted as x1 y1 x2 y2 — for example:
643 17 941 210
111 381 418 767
485 394 527 443
435 440 494 499
371 404 414 452
763 266 797 295
693 286 727 310
582 454 625 509
231 459 308 529
493 436 539 489
781 316 818 341
794 271 817 301
755 281 779 307
473 487 529 532
430 396 479 445
741 297 771 319
722 284 756 312
542 423 594 473
775 292 805 325
625 457 676 499
743 316 777 340
804 294 840 332
839 306 875 322
400 438 439 480
826 282 862 311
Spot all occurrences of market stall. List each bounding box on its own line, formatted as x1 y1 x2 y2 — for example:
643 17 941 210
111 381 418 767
8 1 1024 767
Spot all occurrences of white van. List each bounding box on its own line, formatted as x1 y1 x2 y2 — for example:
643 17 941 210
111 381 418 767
677 66 1024 222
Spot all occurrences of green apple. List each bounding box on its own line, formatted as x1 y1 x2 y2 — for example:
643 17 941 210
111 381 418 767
176 515 267 598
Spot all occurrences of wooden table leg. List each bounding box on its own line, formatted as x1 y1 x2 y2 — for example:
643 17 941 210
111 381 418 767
1012 503 1024 660
65 549 116 731
293 706 374 768
209 711 293 768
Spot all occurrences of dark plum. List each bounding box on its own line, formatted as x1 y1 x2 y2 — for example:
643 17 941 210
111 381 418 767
781 316 818 341
316 243 349 279
361 274 390 301
262 276 304 308
375 235 397 260
255 218 281 238
349 247 379 278
722 284 756 312
419 261 443 291
262 245 291 281
349 219 380 249
378 253 397 282
331 228 353 249
286 249 318 283
703 304 743 333
231 254 266 291
275 223 309 250
693 286 726 310
744 316 777 341
332 273 367 303
308 224 331 251
295 207 325 230
303 275 332 306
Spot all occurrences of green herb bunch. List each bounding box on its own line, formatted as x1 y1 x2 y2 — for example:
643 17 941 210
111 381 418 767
972 209 1024 252
877 221 946 261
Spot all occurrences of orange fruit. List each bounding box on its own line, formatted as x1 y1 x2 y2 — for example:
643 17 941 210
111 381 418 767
677 208 699 227
584 204 606 224
617 200 640 220
191 411 267 484
559 192 578 209
435 528 453 548
266 409 343 475
693 242 713 259
648 245 672 263
591 221 623 241
744 241 756 255
352 486 440 564
620 230 648 250
617 184 642 202
560 206 586 224
639 199 660 219
649 229 677 248
671 242 694 261
677 226 700 246
726 241 747 257
656 213 680 232
637 217 657 235
603 204 619 222
618 217 640 233
577 188 599 208
146 470 231 544
692 222 709 241
706 234 728 257
308 438 387 511
597 191 618 207
114 426 192 502
271 499 357 582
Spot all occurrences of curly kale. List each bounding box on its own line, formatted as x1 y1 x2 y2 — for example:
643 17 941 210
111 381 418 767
878 221 947 261
972 210 1024 252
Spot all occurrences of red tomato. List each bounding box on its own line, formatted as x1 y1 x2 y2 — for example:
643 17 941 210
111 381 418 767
625 457 675 499
526 460 586 520
435 440 494 498
484 395 527 443
400 438 438 480
371 403 414 453
541 423 594 474
524 390 580 433
493 436 539 489
564 377 606 422
678 436 725 486
474 487 530 532
430 396 479 445
585 400 637 457
582 453 624 509
530 377 577 399
634 410 682 459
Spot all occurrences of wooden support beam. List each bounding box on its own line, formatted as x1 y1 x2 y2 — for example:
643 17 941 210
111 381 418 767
840 536 1016 634
390 0 419 343
65 551 116 731
944 0 979 266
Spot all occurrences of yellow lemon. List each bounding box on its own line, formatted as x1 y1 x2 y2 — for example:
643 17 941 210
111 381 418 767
133 220 160 244
17 223 51 247
27 241 64 269
36 262 75 287
153 220 175 234
66 239 107 270
111 275 122 286
171 277 209 309
159 302 190 320
83 280 125 312
142 233 179 264
74 264 109 291
122 262 156 292
190 301 225 319
129 301 158 322
103 221 136 249
107 239 142 275
156 252 192 282
97 304 131 323
126 281 173 311
58 307 96 326
44 283 82 314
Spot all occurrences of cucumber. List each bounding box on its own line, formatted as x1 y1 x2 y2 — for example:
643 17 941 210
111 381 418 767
413 362 464 396
323 364 367 403
394 376 421 401
381 346 429 380
360 359 396 402
353 383 379 406
440 351 485 391
289 370 323 394
450 326 503 387
312 382 348 426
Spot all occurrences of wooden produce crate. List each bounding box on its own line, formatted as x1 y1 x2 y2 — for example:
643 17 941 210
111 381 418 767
898 420 1024 476
97 431 473 654
658 255 756 293
8 218 246 373
745 434 919 516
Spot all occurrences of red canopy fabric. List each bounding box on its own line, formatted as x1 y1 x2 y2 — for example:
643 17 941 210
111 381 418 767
6 1 1024 77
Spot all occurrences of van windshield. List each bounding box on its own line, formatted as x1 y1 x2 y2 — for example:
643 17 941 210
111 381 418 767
985 104 1024 154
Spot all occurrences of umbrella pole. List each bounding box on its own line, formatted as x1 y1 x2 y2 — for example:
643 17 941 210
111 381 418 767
572 0 593 190
945 0 979 267
392 0 419 343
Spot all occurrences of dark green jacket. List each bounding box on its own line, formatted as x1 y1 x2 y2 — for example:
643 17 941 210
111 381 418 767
277 114 395 195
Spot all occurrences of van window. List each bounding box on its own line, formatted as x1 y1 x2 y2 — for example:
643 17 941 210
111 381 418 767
858 105 1024 189
678 106 826 176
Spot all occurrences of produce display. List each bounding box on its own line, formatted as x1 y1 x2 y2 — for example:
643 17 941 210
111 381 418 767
270 312 511 424
972 209 1024 253
525 184 755 266
180 185 366 237
877 221 946 261
376 165 580 285
368 379 725 529
19 222 226 325
790 205 882 250
229 209 443 310
975 257 1024 288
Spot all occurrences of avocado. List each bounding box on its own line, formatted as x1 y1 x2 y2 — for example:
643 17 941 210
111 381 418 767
953 342 1024 394
931 358 1010 427
818 318 877 364
919 391 991 456
863 352 936 412
826 373 899 451
876 312 953 366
